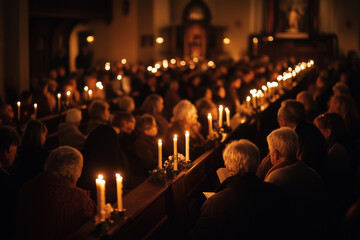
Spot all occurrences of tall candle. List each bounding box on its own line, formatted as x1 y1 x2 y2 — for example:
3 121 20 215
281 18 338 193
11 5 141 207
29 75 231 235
17 101 21 121
225 107 230 127
33 103 38 119
207 113 213 137
96 174 106 221
66 91 71 106
173 135 178 171
84 86 89 101
252 94 257 109
246 96 251 109
116 173 123 211
218 105 223 128
158 139 162 169
57 93 61 112
185 131 190 162
88 90 93 101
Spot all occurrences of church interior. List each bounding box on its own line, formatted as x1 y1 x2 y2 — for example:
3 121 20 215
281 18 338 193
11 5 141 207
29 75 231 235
1 0 360 239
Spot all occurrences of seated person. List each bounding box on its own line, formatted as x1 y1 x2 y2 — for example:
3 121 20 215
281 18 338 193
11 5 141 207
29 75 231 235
16 146 96 240
296 90 319 123
87 100 110 134
0 126 20 239
191 139 286 239
0 104 16 127
133 114 158 177
264 127 323 238
115 96 135 114
58 108 85 151
195 98 218 138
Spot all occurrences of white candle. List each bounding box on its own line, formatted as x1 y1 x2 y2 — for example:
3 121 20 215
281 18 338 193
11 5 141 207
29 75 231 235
88 90 93 101
17 101 21 121
252 94 257 108
158 139 162 169
116 173 123 211
246 96 251 109
84 86 89 101
218 105 223 128
225 107 230 127
66 91 71 106
96 174 106 221
57 93 61 112
185 131 190 162
207 113 213 137
33 103 37 119
173 135 178 171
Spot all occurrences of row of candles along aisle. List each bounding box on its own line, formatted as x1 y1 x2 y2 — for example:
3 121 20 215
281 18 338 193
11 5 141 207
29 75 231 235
245 60 314 109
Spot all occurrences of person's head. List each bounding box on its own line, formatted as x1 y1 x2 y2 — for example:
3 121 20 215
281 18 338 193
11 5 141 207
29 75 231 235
314 113 346 143
22 120 48 147
171 100 198 126
136 114 158 137
332 82 350 96
230 76 242 89
141 94 164 115
296 91 315 111
44 146 83 184
0 126 19 168
88 100 110 122
169 80 179 91
116 96 135 113
328 94 359 129
1 104 14 120
198 86 212 100
111 111 135 134
267 127 298 165
65 108 82 126
223 139 260 176
213 85 226 99
277 99 305 129
196 98 218 120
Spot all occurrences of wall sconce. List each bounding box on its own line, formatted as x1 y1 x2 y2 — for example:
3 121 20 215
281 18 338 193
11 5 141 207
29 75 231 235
156 37 164 44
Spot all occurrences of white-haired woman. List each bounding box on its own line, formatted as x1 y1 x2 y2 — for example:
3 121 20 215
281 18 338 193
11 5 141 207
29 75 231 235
17 146 96 240
164 100 205 159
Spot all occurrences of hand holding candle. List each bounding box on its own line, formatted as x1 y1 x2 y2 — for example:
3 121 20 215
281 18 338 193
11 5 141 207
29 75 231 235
116 173 123 211
173 135 178 171
158 139 162 169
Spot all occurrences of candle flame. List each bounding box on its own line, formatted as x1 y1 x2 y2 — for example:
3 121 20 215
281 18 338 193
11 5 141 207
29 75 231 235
246 96 251 102
185 131 189 136
219 105 223 110
174 134 177 140
34 103 37 108
88 90 92 95
17 101 21 106
158 139 162 144
84 86 88 91
207 113 212 118
98 174 103 180
116 173 122 181
57 93 61 98
66 91 71 96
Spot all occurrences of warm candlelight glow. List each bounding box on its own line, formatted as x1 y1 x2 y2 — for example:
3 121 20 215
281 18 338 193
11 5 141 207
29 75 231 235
151 68 158 73
207 113 213 137
218 105 223 128
17 101 21 121
105 62 110 71
185 131 190 162
117 75 122 80
121 58 127 64
86 35 94 43
162 60 168 68
223 38 230 44
180 60 186 66
88 90 93 100
57 93 61 111
155 63 161 69
277 75 283 81
158 139 162 169
84 86 88 91
147 66 152 71
96 174 106 221
225 107 230 127
170 58 176 64
34 103 38 118
173 135 178 171
207 60 215 67
116 173 123 211
66 91 71 97
156 37 164 44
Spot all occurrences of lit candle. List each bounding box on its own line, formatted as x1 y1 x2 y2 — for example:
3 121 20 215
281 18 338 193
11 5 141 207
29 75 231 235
185 131 190 162
218 105 223 128
88 89 93 101
225 107 230 127
246 96 251 109
262 85 268 97
96 174 106 221
84 86 89 101
33 103 38 119
66 91 71 106
158 139 162 169
207 113 213 137
116 173 123 211
57 93 61 112
173 135 178 171
252 94 257 109
17 101 21 121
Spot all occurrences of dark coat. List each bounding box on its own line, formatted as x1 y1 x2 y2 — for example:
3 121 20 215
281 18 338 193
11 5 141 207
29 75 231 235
16 172 96 240
133 133 157 176
190 173 288 240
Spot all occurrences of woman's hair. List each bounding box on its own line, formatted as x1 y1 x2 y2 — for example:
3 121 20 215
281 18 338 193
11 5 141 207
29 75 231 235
223 139 260 175
136 114 155 133
141 94 163 116
21 120 47 147
171 100 197 124
314 112 347 144
0 126 19 164
267 127 298 159
44 146 83 183
328 94 359 130
88 100 109 119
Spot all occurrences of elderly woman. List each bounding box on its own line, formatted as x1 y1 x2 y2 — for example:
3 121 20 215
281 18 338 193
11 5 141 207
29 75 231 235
87 99 110 134
139 94 168 137
164 100 205 160
16 146 96 240
58 108 85 151
191 139 285 239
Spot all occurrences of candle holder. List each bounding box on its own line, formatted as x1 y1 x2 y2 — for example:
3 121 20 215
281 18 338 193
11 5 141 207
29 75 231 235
94 208 126 237
148 168 167 184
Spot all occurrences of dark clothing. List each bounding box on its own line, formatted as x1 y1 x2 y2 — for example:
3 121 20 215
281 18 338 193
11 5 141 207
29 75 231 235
0 168 18 239
296 121 328 177
133 133 157 177
87 118 107 135
16 172 96 240
58 122 85 151
79 124 130 202
154 113 168 138
191 173 287 239
14 145 49 187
